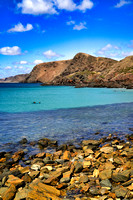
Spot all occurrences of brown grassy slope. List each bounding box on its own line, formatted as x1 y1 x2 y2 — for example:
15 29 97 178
24 53 133 88
25 60 71 83
0 74 29 83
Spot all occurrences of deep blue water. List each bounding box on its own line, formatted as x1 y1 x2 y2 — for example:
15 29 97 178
0 83 133 152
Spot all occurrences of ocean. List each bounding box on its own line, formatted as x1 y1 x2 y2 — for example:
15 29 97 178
0 83 133 152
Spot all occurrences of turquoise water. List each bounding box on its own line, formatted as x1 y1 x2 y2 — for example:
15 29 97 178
0 83 133 113
0 83 133 151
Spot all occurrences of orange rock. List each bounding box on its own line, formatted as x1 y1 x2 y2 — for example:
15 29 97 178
44 171 62 185
28 180 61 200
19 166 30 174
109 192 116 199
83 161 91 168
12 150 24 162
0 157 6 162
53 150 62 157
1 184 16 200
62 150 70 160
35 152 46 158
6 175 24 187
56 183 68 189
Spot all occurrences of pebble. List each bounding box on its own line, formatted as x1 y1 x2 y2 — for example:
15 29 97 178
0 135 133 199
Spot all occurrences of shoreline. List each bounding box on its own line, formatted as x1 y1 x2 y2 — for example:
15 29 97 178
0 133 133 199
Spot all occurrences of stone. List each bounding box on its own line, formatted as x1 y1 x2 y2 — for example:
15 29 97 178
122 179 133 186
14 188 30 200
31 164 41 171
56 183 68 190
44 171 62 185
99 169 112 180
114 186 128 198
82 140 100 146
112 170 130 182
38 138 49 148
19 166 30 174
28 180 61 200
19 138 28 144
100 147 114 154
127 183 133 190
12 150 24 162
1 184 16 200
83 161 91 168
60 171 71 183
62 151 70 160
79 175 89 183
6 175 24 187
89 187 99 195
100 179 112 188
104 162 115 170
22 173 32 183
28 171 40 179
0 187 8 195
74 162 83 173
99 188 109 195
35 152 46 158
114 157 124 165
93 169 99 178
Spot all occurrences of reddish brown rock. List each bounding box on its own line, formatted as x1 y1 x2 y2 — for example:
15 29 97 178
1 184 16 200
28 180 61 200
12 150 24 162
5 175 24 187
62 150 70 160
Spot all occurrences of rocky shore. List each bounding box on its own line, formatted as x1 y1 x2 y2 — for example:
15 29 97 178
0 134 133 200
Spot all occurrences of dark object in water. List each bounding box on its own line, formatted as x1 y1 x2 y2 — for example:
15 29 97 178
32 102 41 104
33 102 36 104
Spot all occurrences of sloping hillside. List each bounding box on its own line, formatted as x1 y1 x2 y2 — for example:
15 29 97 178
0 74 29 83
2 53 133 88
25 60 71 83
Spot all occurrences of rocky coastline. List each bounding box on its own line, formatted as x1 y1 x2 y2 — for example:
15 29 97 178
1 53 133 89
0 133 133 200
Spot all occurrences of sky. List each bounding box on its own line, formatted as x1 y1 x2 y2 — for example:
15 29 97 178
0 0 133 78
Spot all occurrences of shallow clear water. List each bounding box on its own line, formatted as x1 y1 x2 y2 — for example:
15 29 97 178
0 83 133 151
0 83 133 113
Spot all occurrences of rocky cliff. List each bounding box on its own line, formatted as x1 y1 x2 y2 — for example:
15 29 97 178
0 74 29 83
2 53 133 88
49 53 133 88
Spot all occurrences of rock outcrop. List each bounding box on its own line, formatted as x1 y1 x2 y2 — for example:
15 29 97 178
25 53 133 88
25 60 71 83
2 53 133 88
0 74 29 83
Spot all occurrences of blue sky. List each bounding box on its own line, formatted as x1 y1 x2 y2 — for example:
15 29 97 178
0 0 133 78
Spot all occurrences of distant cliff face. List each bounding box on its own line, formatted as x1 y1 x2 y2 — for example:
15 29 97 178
0 74 29 83
25 60 71 83
2 53 133 88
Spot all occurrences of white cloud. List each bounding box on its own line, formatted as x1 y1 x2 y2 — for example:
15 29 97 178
66 20 75 25
18 66 24 69
5 66 12 70
17 0 94 15
96 44 120 59
8 23 33 33
54 0 76 11
33 60 43 65
78 0 94 12
0 46 21 55
114 0 131 8
122 51 133 57
73 22 87 30
19 61 28 64
17 0 57 15
43 50 61 59
101 44 112 51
